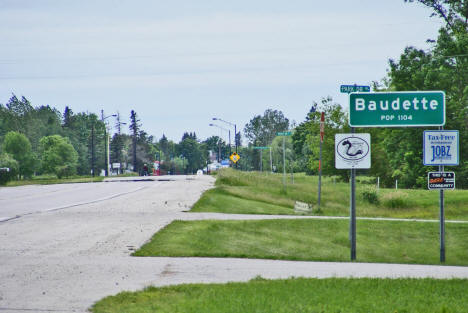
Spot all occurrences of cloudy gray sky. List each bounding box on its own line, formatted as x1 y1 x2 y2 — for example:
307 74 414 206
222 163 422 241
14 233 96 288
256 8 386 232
0 0 442 143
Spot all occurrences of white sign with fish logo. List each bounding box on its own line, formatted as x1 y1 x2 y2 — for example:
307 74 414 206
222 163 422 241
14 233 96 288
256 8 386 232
335 133 371 169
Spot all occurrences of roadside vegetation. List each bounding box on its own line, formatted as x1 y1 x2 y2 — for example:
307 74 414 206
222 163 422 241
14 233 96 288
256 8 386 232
134 218 468 266
191 169 468 220
91 277 468 313
3 174 104 186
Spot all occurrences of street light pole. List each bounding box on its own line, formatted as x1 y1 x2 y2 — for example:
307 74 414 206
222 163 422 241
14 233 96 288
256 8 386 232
213 117 237 153
115 112 127 174
101 110 117 177
209 123 229 164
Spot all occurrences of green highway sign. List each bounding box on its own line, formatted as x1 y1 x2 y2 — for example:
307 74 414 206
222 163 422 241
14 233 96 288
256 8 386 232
253 146 269 150
349 91 445 127
340 84 370 93
277 131 292 136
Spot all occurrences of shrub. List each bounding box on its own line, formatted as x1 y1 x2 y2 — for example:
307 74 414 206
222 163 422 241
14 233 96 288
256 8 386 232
361 188 379 204
0 153 19 185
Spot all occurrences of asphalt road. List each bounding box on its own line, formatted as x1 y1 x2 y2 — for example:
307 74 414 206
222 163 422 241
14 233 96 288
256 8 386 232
0 178 154 222
1 175 467 313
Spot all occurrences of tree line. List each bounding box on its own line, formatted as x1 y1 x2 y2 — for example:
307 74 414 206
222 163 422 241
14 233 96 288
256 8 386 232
243 0 468 188
1 0 466 189
0 94 236 183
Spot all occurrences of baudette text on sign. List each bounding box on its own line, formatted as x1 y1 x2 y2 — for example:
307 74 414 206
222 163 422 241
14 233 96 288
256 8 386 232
349 91 445 127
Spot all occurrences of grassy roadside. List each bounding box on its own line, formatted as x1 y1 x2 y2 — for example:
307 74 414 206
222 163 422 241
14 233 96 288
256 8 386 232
191 169 468 219
2 172 142 187
91 277 468 313
3 175 105 186
133 218 468 266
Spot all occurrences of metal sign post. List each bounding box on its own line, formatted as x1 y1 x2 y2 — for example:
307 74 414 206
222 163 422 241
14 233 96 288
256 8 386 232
260 149 263 172
335 132 371 261
350 127 356 261
318 112 325 212
423 128 458 263
282 136 286 189
269 147 273 173
276 132 292 190
439 157 445 262
340 84 370 261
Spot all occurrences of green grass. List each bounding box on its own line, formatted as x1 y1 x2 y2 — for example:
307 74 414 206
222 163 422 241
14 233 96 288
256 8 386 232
190 169 468 220
4 175 104 186
134 218 468 266
91 277 468 313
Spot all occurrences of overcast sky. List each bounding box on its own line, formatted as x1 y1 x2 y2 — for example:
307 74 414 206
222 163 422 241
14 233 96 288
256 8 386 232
0 0 442 143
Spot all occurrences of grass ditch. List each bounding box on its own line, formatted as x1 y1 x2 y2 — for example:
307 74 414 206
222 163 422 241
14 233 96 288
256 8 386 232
91 277 468 313
133 218 468 266
191 169 468 220
4 175 105 186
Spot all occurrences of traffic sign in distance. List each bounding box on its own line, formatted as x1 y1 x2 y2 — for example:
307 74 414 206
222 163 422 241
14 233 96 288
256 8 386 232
423 130 459 166
253 146 269 150
277 131 292 136
349 91 445 127
428 172 455 190
335 133 371 169
230 153 240 163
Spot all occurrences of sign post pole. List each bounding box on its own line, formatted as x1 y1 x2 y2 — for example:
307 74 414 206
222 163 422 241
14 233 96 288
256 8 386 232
335 132 370 261
341 84 370 260
318 112 325 212
423 128 457 263
269 147 273 173
439 126 445 262
260 149 263 172
350 128 356 261
276 132 291 190
283 136 286 190
440 164 445 262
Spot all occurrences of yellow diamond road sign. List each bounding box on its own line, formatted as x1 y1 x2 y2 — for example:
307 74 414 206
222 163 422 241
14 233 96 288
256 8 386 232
230 153 240 163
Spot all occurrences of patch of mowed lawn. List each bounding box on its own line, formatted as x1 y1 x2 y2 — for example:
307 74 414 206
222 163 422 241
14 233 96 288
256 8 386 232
91 277 468 313
133 219 468 265
191 169 468 219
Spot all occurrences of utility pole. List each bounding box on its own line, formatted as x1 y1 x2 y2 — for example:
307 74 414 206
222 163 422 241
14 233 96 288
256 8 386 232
115 112 126 174
101 110 116 176
91 123 95 177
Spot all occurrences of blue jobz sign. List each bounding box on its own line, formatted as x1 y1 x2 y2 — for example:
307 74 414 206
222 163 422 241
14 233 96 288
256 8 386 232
423 130 459 166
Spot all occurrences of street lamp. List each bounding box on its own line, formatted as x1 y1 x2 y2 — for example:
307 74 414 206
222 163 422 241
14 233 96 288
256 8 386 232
212 117 237 153
209 123 229 162
101 110 117 177
114 112 127 174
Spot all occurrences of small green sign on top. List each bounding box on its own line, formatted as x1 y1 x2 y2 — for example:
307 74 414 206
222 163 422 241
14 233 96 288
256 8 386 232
349 91 445 127
340 85 370 93
277 131 292 136
253 146 270 150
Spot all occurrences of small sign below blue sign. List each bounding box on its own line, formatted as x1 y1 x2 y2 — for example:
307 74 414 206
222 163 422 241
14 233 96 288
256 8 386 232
428 172 455 190
423 130 459 166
